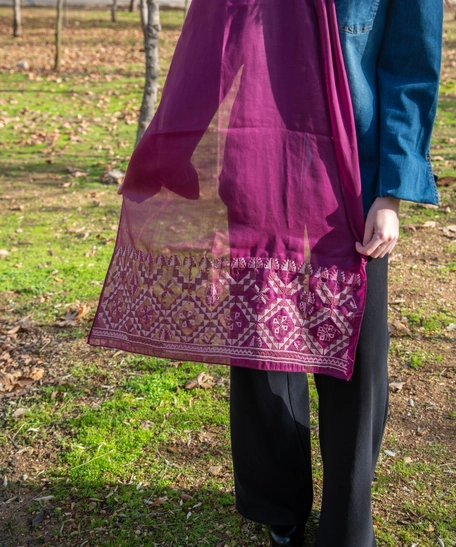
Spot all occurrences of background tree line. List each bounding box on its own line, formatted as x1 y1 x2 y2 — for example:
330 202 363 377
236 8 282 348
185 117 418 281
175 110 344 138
11 0 192 146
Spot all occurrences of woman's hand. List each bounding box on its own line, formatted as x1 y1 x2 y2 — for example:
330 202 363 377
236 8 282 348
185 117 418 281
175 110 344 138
356 197 400 258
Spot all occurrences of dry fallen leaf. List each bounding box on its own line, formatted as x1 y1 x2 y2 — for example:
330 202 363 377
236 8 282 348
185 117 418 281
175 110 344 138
55 303 91 327
151 496 169 506
208 465 222 476
13 407 30 419
66 166 88 178
30 368 44 381
34 495 55 502
442 225 456 238
0 249 9 259
0 352 12 364
0 368 45 392
185 372 215 390
421 220 438 228
102 169 125 185
76 303 91 319
389 381 405 393
388 321 412 337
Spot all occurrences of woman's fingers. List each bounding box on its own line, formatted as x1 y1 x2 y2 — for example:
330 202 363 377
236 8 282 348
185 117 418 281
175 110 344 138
356 197 400 258
369 237 397 259
357 232 398 257
361 214 375 247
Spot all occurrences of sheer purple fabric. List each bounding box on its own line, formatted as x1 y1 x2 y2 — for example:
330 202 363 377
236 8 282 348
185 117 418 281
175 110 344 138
88 0 367 380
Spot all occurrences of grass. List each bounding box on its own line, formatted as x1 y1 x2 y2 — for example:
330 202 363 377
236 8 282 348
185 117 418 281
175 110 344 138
0 6 455 547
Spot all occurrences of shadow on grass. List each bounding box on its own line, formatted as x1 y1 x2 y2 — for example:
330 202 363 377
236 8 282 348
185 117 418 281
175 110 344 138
0 314 321 546
439 93 456 104
0 480 320 547
1 159 110 186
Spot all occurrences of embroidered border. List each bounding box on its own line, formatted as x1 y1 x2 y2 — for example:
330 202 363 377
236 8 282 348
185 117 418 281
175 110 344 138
89 246 366 378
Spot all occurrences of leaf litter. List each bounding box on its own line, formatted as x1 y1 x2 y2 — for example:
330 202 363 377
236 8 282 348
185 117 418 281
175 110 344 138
55 302 91 327
0 7 455 547
0 319 47 394
185 372 216 390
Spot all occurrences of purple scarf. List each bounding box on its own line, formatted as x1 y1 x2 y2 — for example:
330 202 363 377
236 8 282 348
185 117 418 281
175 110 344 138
88 0 367 380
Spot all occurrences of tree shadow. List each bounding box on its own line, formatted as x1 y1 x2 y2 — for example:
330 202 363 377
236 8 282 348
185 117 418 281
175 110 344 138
0 479 320 547
0 315 323 547
2 158 107 186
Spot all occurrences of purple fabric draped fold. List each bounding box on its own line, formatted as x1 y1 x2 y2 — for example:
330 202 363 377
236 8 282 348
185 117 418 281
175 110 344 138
88 0 367 380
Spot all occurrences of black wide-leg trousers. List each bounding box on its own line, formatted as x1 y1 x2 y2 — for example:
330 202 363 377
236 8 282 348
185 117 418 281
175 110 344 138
230 256 389 547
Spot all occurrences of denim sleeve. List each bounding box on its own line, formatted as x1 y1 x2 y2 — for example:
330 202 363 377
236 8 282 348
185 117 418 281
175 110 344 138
376 0 443 205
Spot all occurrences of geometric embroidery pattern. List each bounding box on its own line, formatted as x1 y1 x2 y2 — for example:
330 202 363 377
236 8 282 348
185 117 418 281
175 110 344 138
89 246 366 380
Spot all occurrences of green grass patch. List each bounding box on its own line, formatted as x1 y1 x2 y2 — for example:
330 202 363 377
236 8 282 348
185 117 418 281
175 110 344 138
0 7 455 547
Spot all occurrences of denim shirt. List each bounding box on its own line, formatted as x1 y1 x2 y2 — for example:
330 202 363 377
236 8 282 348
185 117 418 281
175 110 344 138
335 0 443 214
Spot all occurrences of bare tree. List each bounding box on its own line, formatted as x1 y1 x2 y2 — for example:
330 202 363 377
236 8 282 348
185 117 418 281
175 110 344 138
139 0 148 33
13 0 21 37
54 0 64 71
136 0 160 146
184 0 191 18
111 0 118 23
444 0 456 18
129 0 138 13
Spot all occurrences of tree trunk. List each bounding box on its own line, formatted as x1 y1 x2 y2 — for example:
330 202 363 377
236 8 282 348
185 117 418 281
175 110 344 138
136 0 160 146
184 0 191 18
444 0 456 18
129 0 137 13
54 0 64 71
13 0 21 37
139 0 148 33
111 0 118 23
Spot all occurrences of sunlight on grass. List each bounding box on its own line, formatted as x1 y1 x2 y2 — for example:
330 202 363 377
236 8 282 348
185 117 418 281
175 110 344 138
0 7 455 547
